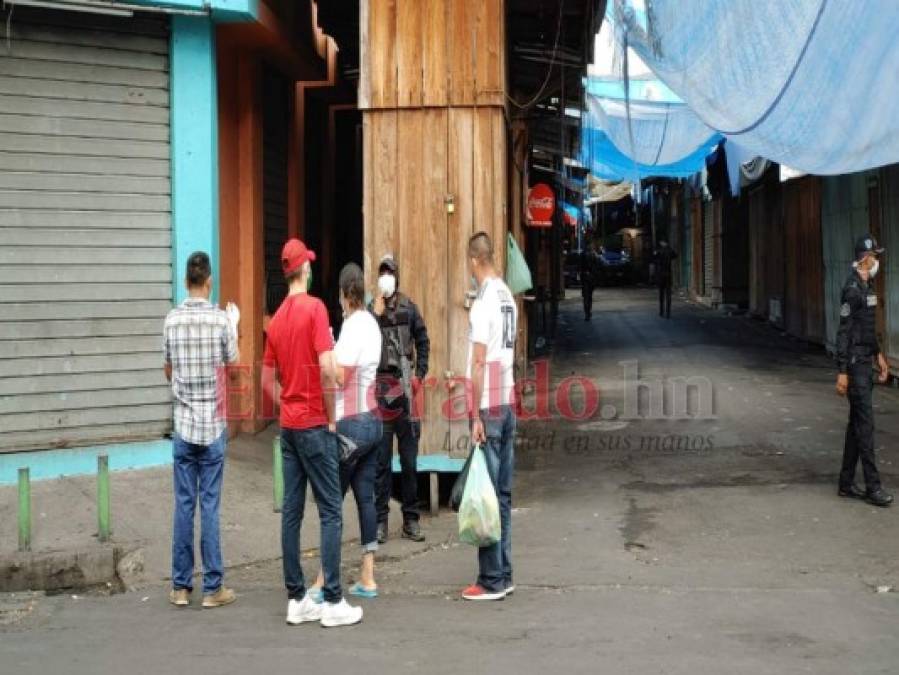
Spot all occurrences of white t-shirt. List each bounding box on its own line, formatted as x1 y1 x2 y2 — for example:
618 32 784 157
467 276 517 410
334 309 383 420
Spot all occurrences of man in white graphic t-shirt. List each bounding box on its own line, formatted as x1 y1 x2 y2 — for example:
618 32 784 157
461 231 518 602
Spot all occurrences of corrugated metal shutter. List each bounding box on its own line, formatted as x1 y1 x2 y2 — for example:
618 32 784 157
263 68 289 315
881 165 899 366
0 8 172 452
821 172 876 353
703 201 714 298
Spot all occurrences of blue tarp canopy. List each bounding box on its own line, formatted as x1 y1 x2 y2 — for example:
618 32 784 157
614 0 899 175
580 90 722 181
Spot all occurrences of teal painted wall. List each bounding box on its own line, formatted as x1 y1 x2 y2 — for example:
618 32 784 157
0 440 172 485
170 15 220 304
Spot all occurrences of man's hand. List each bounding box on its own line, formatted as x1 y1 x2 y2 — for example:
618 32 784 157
225 302 241 333
471 418 486 445
836 373 849 396
372 291 385 316
878 353 890 384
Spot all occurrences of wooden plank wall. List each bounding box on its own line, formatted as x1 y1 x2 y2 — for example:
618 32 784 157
360 0 508 456
360 0 505 110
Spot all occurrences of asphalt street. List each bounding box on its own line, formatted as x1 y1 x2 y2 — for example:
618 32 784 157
2 287 897 675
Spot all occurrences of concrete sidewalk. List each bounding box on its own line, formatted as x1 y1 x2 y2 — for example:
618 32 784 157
0 425 439 590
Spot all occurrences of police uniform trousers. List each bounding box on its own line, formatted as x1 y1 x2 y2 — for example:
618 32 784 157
840 360 882 493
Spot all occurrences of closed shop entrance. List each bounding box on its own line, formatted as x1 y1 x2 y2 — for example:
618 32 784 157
0 7 172 452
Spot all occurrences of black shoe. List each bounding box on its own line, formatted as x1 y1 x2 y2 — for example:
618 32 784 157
401 521 425 542
376 522 388 545
866 489 894 508
838 484 866 500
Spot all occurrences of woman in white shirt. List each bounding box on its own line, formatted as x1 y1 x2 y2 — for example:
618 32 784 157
312 263 383 599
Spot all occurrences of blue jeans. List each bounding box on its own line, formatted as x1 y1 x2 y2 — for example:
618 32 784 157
477 405 516 593
338 412 383 552
171 432 226 594
281 426 343 603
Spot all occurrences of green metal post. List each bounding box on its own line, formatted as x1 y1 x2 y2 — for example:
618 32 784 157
273 437 284 513
97 455 110 542
18 468 31 552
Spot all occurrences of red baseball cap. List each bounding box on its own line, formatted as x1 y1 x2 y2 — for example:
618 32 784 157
281 238 316 277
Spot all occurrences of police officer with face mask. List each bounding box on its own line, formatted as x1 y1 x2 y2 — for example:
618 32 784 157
835 234 893 507
371 254 430 542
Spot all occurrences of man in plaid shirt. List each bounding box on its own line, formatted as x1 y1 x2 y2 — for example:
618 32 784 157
163 251 240 609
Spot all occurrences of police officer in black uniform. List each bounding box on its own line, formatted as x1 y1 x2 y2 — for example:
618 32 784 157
371 254 430 542
580 243 598 321
835 234 893 507
653 239 678 319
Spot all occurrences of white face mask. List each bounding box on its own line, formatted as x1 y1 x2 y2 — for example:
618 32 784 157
378 274 396 298
869 259 880 278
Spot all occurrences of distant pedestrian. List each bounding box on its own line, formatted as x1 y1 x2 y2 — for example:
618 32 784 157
835 234 893 507
163 251 239 609
462 232 518 602
371 254 430 544
310 263 384 600
653 240 678 319
580 243 598 321
262 239 363 627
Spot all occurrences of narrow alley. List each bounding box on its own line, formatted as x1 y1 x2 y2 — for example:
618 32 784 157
4 288 896 675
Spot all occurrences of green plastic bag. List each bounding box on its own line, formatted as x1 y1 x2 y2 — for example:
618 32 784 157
457 444 501 547
505 233 533 295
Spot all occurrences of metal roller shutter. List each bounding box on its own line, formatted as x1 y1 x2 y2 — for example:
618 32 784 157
0 7 172 452
262 68 289 315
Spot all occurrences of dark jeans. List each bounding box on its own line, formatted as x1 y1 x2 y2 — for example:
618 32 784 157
659 281 672 318
840 361 882 492
281 426 343 603
171 431 225 594
375 396 421 525
581 281 594 318
338 412 383 551
477 405 516 593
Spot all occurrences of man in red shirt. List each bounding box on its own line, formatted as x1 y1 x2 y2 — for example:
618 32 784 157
263 239 363 628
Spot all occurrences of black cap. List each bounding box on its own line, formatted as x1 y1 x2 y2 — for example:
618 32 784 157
855 234 884 260
378 254 398 274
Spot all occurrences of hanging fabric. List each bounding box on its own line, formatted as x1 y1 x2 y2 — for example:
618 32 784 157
616 0 899 175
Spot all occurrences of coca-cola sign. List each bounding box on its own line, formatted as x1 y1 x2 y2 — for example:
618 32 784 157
527 183 555 227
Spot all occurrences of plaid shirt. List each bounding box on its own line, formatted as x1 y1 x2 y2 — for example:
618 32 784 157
163 297 238 445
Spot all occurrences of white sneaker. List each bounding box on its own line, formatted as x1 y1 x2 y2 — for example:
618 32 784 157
320 598 363 628
286 594 323 625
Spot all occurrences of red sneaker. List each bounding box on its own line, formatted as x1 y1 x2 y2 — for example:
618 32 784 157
461 584 505 601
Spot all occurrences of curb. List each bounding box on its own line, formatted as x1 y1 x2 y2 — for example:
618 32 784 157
0 546 120 594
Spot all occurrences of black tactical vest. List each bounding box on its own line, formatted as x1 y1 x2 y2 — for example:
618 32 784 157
378 294 414 373
845 275 878 354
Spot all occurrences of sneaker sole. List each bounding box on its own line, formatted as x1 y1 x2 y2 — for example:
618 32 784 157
320 616 363 628
462 593 505 602
401 532 425 542
202 597 236 609
286 615 322 625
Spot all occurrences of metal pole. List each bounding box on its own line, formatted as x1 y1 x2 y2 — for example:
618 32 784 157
18 467 31 552
273 437 284 513
97 455 110 542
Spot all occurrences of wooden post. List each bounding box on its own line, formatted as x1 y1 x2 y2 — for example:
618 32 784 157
18 468 31 553
273 437 284 513
97 455 111 542
360 0 508 461
429 473 440 517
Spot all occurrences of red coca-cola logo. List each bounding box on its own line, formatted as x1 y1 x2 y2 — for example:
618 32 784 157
527 183 555 227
